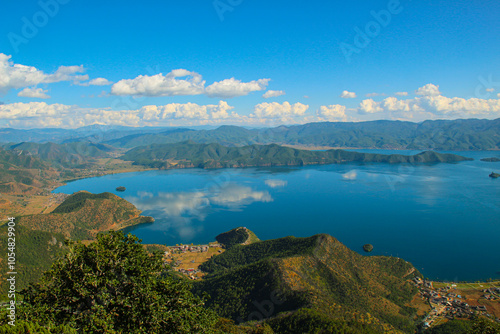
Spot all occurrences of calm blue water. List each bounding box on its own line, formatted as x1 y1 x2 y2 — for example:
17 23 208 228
53 150 500 281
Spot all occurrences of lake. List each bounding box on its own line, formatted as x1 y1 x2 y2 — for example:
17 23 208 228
53 150 500 282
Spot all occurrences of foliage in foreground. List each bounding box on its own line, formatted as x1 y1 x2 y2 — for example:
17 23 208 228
2 231 219 333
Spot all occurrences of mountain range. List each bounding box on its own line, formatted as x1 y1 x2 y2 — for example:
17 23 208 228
1 118 499 150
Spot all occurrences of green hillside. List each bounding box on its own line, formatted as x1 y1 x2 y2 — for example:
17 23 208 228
215 227 260 249
195 233 421 333
122 141 472 169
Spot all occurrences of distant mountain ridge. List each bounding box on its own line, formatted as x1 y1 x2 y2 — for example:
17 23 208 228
1 118 499 150
102 118 500 150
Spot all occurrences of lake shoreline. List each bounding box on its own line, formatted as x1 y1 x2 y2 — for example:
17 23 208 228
53 150 500 282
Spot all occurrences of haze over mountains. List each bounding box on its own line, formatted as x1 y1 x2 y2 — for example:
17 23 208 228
1 118 499 151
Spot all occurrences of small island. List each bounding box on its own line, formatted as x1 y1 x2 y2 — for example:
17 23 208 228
363 244 374 252
489 172 500 179
116 186 126 192
481 157 500 162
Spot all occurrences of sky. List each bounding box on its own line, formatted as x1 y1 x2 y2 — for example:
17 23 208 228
0 0 499 128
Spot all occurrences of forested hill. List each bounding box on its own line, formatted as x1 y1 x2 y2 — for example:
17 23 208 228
122 141 472 169
215 227 260 249
194 233 421 333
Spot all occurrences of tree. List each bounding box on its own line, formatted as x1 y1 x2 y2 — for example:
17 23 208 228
18 231 219 333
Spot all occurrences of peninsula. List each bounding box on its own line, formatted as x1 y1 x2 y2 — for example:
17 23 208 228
121 141 473 170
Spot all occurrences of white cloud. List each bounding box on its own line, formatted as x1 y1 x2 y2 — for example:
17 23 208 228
77 78 113 86
111 70 269 98
252 101 309 119
0 102 76 127
206 78 269 98
365 92 380 97
486 88 495 92
498 93 500 98
317 104 349 121
17 87 50 99
358 99 383 114
415 83 441 97
0 53 88 94
265 179 287 188
380 97 412 112
395 92 408 96
340 90 357 98
263 90 285 98
111 69 205 96
137 101 234 121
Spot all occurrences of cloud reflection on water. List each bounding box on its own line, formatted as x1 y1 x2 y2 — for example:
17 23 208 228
125 183 272 240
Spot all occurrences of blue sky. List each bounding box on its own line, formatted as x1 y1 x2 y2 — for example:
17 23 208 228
0 0 499 128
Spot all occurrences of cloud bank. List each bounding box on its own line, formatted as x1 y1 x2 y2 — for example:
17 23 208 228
1 83 499 128
358 84 500 120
